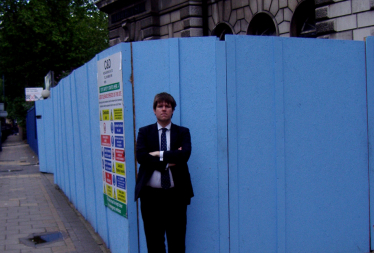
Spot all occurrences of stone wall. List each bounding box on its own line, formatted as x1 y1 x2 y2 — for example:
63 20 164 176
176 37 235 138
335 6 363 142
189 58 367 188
316 0 374 40
159 5 204 39
207 0 301 36
96 0 374 46
96 0 205 46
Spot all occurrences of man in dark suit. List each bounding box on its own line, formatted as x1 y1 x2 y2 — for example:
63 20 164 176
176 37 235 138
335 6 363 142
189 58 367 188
135 92 194 253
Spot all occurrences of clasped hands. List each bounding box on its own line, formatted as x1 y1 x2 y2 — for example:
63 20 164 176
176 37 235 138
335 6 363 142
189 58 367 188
149 147 182 167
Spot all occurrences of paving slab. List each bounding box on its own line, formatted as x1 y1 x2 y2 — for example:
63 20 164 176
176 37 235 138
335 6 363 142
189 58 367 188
0 135 110 253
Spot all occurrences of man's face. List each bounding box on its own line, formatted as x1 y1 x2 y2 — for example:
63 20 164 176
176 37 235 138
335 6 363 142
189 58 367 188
154 101 173 125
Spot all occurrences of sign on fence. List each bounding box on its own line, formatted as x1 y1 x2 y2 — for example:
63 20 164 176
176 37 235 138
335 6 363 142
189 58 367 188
97 52 128 218
25 88 43 101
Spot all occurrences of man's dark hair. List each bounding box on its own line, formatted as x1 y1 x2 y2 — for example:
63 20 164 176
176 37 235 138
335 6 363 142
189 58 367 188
153 92 177 110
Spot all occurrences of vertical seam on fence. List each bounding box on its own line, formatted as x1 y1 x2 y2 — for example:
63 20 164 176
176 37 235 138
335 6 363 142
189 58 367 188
227 36 238 253
74 70 88 218
169 39 181 125
365 37 370 251
86 62 97 228
225 38 230 253
61 82 69 198
68 74 76 208
52 89 57 181
177 39 181 124
77 69 87 219
130 42 140 253
365 37 372 251
274 37 286 253
216 39 230 253
55 88 60 184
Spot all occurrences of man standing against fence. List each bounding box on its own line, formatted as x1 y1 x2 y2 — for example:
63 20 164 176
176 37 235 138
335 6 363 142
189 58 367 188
134 92 194 253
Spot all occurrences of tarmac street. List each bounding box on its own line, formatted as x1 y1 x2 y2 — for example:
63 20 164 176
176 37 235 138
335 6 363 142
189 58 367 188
0 135 110 253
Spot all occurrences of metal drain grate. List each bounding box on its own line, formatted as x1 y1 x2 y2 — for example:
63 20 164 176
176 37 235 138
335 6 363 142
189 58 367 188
20 231 65 247
29 235 47 244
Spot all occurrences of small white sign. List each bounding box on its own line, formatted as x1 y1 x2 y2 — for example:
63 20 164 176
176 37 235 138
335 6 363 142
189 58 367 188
25 88 43 101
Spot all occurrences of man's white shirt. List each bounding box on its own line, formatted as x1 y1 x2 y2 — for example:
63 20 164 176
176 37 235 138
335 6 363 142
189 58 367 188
147 122 175 188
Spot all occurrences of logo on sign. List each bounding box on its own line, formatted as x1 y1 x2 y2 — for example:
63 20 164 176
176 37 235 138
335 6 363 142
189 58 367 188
111 136 114 147
104 59 111 70
104 123 106 133
111 122 114 133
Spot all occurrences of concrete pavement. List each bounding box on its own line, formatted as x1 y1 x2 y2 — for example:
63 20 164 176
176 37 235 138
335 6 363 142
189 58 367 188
0 135 110 253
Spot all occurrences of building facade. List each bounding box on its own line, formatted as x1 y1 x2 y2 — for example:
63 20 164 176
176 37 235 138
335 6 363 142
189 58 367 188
95 0 374 46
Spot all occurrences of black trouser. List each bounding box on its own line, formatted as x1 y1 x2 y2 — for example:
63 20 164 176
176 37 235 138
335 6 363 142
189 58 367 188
140 187 187 253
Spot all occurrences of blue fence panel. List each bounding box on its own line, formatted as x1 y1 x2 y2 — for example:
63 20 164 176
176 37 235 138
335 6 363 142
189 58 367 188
42 97 55 173
51 88 59 180
226 35 278 253
54 82 62 186
121 43 139 253
102 44 129 253
178 37 229 253
27 106 39 155
96 43 134 253
53 85 62 185
60 77 72 202
59 79 69 194
133 39 178 253
75 63 97 227
70 70 86 217
283 38 368 253
86 54 109 244
132 37 228 253
34 104 44 168
214 40 230 253
35 99 53 173
226 35 369 253
367 37 374 250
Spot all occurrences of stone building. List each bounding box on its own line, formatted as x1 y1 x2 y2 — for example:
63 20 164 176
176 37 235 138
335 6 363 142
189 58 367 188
95 0 374 46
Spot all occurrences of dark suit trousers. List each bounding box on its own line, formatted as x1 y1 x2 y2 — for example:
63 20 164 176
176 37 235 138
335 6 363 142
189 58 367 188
140 187 187 253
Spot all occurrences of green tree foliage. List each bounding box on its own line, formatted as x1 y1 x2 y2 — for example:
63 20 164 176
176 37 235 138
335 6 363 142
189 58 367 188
0 0 108 122
5 97 33 128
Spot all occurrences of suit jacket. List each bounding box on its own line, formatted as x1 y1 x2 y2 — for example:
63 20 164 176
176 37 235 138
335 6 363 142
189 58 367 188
134 122 194 204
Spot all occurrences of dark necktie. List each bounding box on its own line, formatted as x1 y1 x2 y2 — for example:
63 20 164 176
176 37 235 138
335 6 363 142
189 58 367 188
161 128 171 189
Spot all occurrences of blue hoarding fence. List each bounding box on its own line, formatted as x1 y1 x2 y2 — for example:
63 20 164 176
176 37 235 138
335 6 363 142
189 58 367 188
34 36 374 253
26 106 38 155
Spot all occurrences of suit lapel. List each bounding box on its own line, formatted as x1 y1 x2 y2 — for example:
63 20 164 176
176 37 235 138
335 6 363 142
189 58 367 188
150 123 160 151
170 123 178 150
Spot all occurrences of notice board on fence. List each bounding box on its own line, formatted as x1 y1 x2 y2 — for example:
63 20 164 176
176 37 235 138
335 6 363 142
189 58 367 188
97 52 128 218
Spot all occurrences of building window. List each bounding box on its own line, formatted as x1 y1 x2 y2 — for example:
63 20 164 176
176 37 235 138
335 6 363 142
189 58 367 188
247 13 277 36
212 23 233 41
290 0 316 38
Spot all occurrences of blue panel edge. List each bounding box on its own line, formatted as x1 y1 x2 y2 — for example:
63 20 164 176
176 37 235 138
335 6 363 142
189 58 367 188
367 36 374 251
215 40 229 253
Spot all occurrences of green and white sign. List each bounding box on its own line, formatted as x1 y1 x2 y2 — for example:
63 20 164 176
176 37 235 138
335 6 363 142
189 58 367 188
97 52 128 218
